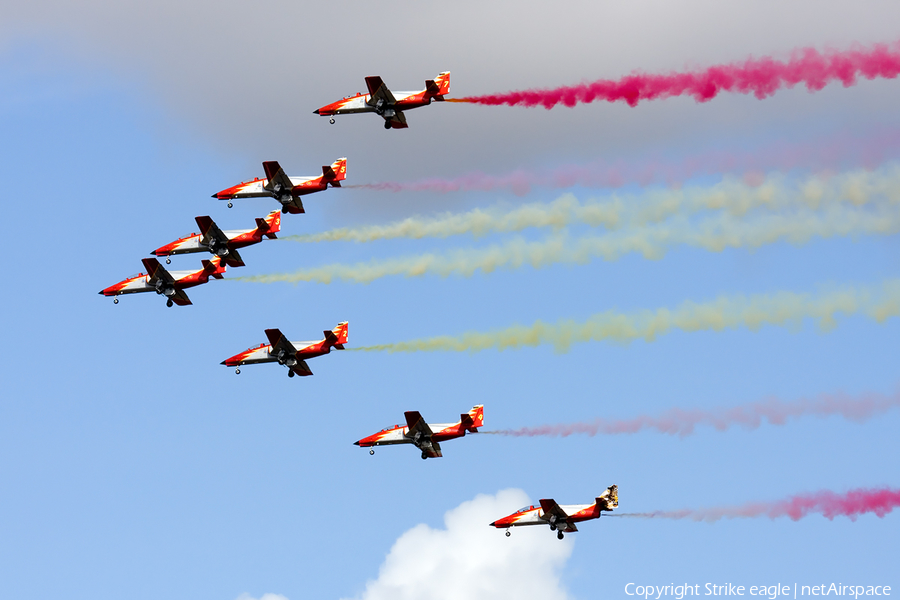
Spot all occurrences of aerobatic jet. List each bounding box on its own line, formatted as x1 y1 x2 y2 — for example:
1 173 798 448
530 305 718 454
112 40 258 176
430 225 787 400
490 486 619 540
213 158 346 214
150 210 281 267
221 322 348 378
99 257 226 307
354 405 483 459
314 72 450 129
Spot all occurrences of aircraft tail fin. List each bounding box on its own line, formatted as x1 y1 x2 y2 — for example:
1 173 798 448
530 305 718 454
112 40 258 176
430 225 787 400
324 321 349 349
460 404 484 432
427 72 450 99
258 210 281 238
322 158 347 187
596 485 619 511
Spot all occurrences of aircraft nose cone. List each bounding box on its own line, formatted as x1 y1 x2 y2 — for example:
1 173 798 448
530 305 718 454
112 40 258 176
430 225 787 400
313 109 320 114
489 521 497 527
211 193 218 198
353 441 360 446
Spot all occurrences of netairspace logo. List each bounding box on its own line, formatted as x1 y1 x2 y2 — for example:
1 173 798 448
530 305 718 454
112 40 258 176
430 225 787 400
625 583 892 600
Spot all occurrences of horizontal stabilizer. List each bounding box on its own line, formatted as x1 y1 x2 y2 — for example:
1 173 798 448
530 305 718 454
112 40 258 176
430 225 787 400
254 217 277 239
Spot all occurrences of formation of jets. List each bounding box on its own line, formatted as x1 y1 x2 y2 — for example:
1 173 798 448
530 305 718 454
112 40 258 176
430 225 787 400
101 71 618 542
100 158 343 307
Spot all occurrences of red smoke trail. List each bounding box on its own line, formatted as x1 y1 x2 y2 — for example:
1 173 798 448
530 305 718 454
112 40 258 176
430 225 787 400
349 129 900 195
488 391 900 438
449 42 900 109
614 487 900 522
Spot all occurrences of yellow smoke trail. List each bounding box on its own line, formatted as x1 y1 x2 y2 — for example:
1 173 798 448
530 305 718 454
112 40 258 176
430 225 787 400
284 166 900 243
238 207 900 285
350 279 900 354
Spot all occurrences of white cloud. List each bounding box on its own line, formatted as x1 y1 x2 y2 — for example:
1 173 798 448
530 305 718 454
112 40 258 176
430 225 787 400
345 489 572 600
235 594 288 600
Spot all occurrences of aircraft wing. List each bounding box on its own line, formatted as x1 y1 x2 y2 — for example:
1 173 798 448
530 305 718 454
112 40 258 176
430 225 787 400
264 328 299 357
262 161 294 195
141 258 175 285
290 359 313 377
539 499 571 523
404 411 434 438
421 439 442 458
385 110 408 129
220 248 245 268
194 216 225 245
365 76 397 105
169 288 192 306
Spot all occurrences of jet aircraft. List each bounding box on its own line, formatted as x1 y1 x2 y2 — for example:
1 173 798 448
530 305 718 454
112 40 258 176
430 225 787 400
213 158 347 214
99 257 226 307
221 322 348 378
354 405 483 459
490 485 619 540
150 210 281 267
314 72 450 129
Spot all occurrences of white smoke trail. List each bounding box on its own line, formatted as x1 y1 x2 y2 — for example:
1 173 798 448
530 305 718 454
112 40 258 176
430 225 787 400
348 279 900 353
240 207 900 285
288 166 900 243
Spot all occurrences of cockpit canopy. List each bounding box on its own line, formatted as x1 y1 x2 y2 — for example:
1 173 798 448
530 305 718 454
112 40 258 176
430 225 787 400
516 505 535 513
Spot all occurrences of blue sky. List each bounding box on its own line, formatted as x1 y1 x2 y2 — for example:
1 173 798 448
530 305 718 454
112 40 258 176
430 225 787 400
1 2 899 599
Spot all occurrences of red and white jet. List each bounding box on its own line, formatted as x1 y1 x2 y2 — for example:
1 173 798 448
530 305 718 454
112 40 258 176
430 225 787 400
213 158 347 214
221 322 348 378
150 210 281 267
99 256 226 307
314 72 450 130
354 405 483 459
489 486 619 540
